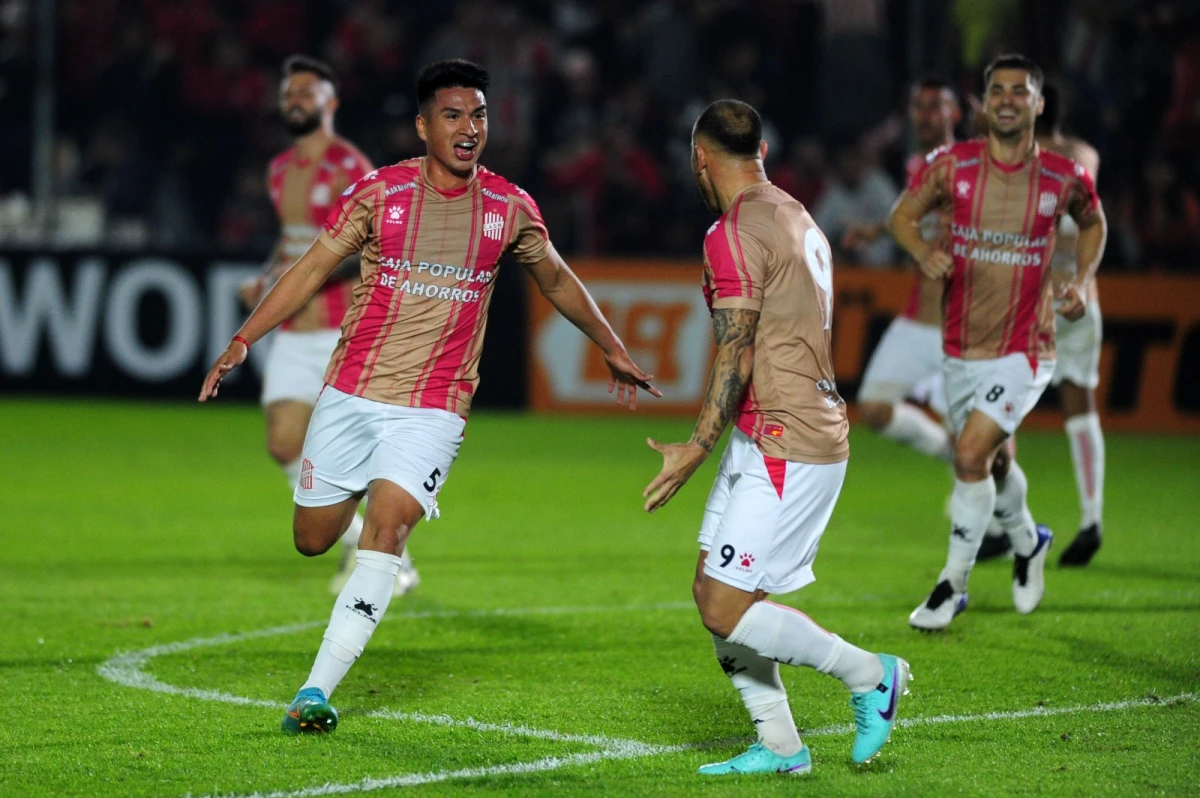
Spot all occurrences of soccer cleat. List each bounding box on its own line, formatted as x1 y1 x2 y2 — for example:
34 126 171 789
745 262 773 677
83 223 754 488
1058 523 1101 567
850 654 911 763
392 558 421 596
281 687 338 734
908 579 968 631
1013 524 1053 614
697 742 812 775
975 532 1012 562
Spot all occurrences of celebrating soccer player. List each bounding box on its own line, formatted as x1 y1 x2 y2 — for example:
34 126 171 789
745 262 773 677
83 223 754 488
853 75 961 461
201 59 659 734
888 55 1107 631
241 55 419 596
643 100 909 775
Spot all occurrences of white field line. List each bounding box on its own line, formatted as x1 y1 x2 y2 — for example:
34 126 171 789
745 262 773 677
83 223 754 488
98 604 1199 798
802 691 1200 738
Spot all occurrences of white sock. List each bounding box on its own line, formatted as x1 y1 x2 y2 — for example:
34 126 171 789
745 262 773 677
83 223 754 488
282 457 302 491
1065 413 1105 530
994 461 1037 557
881 403 954 462
711 634 802 756
301 550 402 698
942 477 997 591
726 601 883 693
340 513 364 547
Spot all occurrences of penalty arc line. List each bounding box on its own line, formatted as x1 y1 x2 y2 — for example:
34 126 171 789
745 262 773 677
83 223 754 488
97 605 1199 797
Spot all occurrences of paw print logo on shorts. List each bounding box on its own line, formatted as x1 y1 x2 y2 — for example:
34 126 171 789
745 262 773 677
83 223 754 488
736 553 755 572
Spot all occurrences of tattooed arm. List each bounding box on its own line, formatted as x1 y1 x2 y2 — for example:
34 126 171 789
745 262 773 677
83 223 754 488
642 308 760 512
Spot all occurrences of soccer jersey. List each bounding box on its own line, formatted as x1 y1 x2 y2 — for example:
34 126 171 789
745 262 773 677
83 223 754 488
702 182 849 465
906 139 1101 362
317 157 549 415
268 137 373 331
899 152 949 326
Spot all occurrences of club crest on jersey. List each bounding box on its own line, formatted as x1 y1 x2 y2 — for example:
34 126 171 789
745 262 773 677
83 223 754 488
311 184 330 206
1037 191 1057 217
386 205 405 224
956 179 972 198
483 211 505 241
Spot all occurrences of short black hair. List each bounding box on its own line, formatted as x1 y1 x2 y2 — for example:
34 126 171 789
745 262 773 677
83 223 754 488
1035 80 1062 135
282 54 338 92
416 59 490 110
913 72 954 93
693 99 762 157
983 53 1044 93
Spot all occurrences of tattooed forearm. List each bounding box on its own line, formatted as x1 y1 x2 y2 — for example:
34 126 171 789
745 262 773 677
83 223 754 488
690 308 759 453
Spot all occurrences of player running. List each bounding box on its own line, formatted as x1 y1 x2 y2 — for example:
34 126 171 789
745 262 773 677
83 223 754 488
852 76 959 461
243 55 418 595
201 59 659 734
889 55 1107 631
644 100 909 775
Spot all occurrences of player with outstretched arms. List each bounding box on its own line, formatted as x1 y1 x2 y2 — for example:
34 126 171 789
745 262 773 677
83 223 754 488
644 100 909 776
850 75 959 461
243 55 419 595
201 60 659 734
888 55 1107 631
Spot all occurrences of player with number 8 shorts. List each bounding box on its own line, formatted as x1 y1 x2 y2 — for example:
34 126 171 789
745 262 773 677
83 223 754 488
888 54 1107 631
643 100 909 776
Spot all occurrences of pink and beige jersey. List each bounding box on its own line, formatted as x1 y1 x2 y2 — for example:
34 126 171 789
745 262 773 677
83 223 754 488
268 137 373 331
906 139 1101 362
899 151 950 326
317 158 549 416
703 182 849 465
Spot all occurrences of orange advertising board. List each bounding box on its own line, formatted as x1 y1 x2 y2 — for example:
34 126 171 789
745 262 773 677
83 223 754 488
527 260 1200 433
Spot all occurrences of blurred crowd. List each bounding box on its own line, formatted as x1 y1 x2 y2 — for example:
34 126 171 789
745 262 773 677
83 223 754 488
0 0 1197 270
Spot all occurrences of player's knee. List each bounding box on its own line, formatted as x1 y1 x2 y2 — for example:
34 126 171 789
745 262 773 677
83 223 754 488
953 442 991 481
292 515 338 557
696 595 744 639
991 444 1011 480
267 436 304 467
859 402 892 432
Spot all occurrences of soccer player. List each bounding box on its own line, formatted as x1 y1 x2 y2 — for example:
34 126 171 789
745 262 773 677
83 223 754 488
1038 83 1106 566
889 55 1107 631
243 55 418 595
644 100 909 775
200 59 659 734
852 76 961 461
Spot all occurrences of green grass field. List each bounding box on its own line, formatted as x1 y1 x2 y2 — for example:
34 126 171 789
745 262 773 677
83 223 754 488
2 400 1198 797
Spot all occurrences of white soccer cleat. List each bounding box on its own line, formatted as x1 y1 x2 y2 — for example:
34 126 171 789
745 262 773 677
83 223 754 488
909 579 968 631
392 559 420 596
1012 525 1053 614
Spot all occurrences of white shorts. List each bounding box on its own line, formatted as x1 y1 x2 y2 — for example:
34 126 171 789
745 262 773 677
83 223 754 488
260 330 341 407
698 429 847 595
859 318 944 405
943 353 1055 436
294 386 466 519
1051 301 1102 390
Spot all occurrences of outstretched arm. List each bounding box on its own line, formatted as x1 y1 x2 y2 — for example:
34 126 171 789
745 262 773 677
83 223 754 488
523 244 661 408
199 238 346 401
643 307 759 513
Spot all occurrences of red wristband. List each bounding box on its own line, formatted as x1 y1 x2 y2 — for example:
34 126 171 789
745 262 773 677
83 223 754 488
232 335 251 351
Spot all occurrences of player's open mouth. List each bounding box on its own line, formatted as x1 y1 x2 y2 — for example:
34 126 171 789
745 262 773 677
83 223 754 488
453 141 478 160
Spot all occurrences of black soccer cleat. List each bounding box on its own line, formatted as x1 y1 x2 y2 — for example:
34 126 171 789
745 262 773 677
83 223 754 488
1058 523 1101 567
975 532 1011 562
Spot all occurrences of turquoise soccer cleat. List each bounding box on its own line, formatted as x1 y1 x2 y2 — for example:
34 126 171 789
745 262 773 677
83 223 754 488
849 653 911 763
281 687 339 735
697 741 812 775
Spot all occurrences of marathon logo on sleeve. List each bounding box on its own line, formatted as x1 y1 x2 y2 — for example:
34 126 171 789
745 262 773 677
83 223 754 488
481 187 509 203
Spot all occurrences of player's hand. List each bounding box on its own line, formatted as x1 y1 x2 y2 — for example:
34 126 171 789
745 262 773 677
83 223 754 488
1055 281 1087 321
238 277 266 309
918 249 953 280
643 438 707 513
605 349 663 411
198 339 249 402
841 221 881 252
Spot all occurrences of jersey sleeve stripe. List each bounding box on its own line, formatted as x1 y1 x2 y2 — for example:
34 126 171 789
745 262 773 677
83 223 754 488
729 199 753 296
